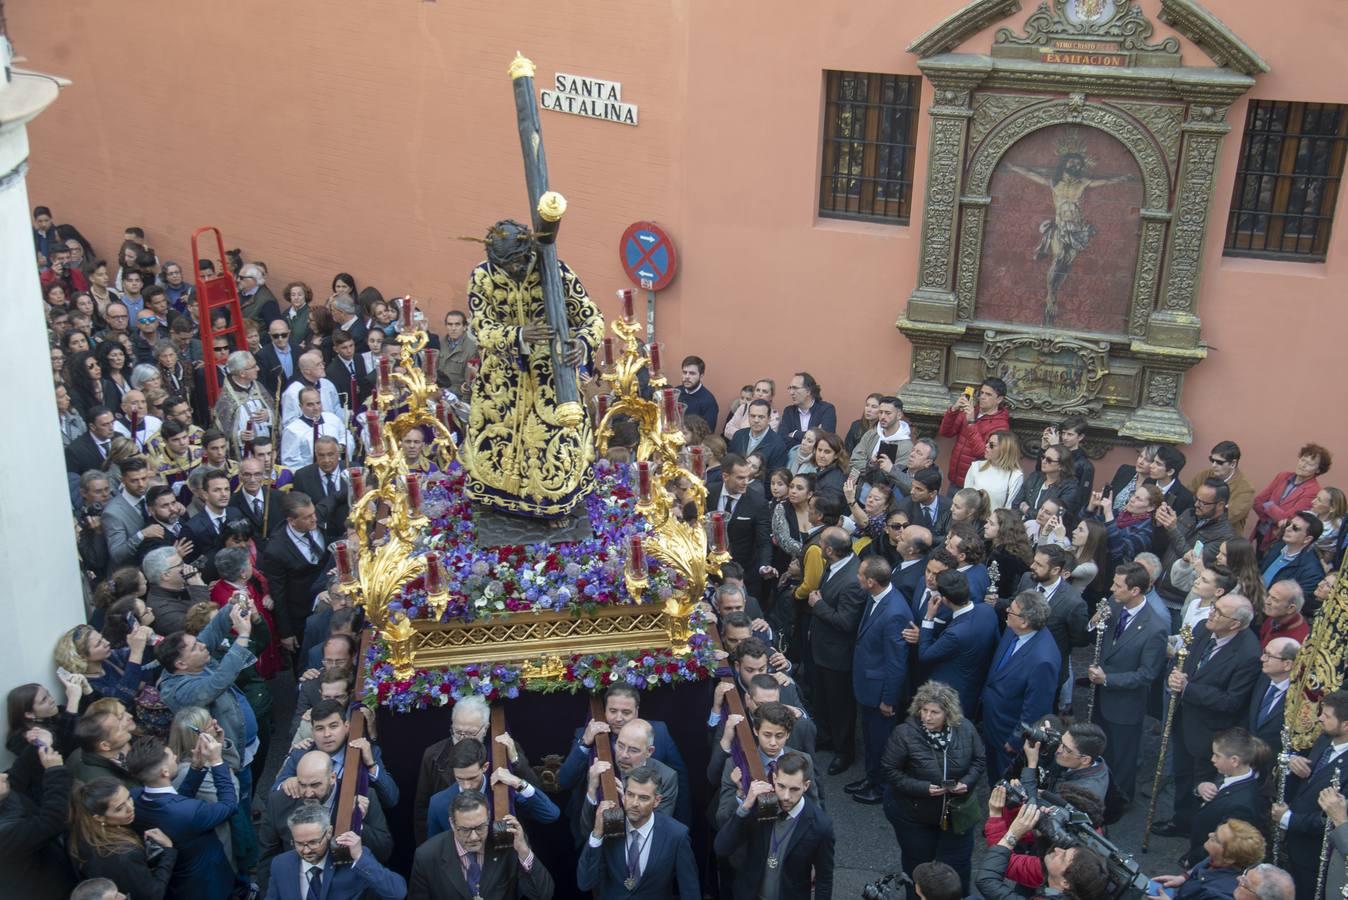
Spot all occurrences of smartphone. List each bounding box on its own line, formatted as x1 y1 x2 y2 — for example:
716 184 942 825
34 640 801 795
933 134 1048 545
56 666 74 683
962 386 975 401
942 779 958 791
1192 539 1204 561
126 611 139 631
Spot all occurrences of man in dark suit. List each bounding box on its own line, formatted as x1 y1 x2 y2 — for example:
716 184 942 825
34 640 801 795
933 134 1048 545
888 523 931 608
1260 513 1328 597
65 406 116 474
903 468 951 541
714 752 835 900
262 806 405 900
1248 636 1299 755
945 523 990 603
261 492 331 656
676 355 719 430
1151 445 1195 516
326 329 370 411
708 675 817 762
777 372 837 448
1273 691 1348 900
126 735 236 900
848 557 911 803
330 296 369 357
728 400 789 472
1184 728 1268 868
1013 544 1090 710
183 468 242 570
412 789 554 900
101 458 156 567
290 437 350 540
1087 562 1170 804
256 320 302 396
708 454 772 601
916 568 1000 718
980 590 1061 782
272 701 399 811
1151 595 1262 838
424 739 559 839
807 528 865 776
577 765 699 900
231 454 286 541
711 703 822 827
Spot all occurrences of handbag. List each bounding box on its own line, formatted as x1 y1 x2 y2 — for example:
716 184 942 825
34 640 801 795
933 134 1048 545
947 787 983 835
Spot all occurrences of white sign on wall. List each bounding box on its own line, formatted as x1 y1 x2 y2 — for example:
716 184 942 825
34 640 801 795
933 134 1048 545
540 73 639 126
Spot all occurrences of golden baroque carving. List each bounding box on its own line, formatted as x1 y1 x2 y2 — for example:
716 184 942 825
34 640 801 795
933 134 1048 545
979 331 1110 415
1160 129 1223 311
1145 371 1179 406
971 93 1044 147
912 346 945 381
1111 101 1185 174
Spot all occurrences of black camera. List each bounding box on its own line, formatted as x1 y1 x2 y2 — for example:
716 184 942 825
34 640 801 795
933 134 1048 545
1014 721 1062 749
82 502 104 518
861 871 913 900
1031 790 1150 900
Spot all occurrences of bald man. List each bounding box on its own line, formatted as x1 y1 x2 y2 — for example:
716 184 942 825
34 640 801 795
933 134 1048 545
280 350 341 427
113 389 162 449
577 719 680 842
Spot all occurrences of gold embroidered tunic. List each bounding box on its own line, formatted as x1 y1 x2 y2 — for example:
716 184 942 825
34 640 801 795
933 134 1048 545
462 259 602 518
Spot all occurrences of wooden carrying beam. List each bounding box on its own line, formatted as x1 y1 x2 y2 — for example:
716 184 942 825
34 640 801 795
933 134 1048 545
708 623 780 821
489 705 514 848
588 695 627 839
333 628 374 860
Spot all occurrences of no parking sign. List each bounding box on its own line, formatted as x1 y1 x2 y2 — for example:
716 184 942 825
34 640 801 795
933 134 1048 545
620 221 678 292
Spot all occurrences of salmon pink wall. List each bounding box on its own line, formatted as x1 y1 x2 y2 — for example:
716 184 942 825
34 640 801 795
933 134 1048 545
11 0 1348 501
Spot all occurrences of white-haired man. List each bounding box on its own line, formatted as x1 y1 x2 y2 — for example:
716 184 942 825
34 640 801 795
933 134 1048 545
213 350 275 457
237 262 281 324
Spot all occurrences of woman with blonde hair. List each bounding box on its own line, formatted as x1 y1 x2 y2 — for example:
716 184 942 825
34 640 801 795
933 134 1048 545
100 435 143 492
53 622 155 707
70 777 178 898
963 430 1024 511
167 708 240 863
1311 485 1347 568
951 488 991 538
881 681 985 894
1151 818 1265 898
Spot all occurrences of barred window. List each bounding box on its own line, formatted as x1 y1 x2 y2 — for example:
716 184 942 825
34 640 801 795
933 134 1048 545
1224 100 1348 261
819 71 921 224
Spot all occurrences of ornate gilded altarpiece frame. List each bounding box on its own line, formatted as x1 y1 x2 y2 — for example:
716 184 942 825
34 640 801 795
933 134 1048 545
898 0 1266 450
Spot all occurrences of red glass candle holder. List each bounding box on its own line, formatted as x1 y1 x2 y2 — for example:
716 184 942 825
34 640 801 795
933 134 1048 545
689 445 706 478
636 461 652 502
424 552 445 595
423 347 439 380
661 388 679 431
618 288 635 323
627 533 646 576
710 512 728 553
648 341 661 373
349 467 366 501
406 472 423 514
365 411 385 455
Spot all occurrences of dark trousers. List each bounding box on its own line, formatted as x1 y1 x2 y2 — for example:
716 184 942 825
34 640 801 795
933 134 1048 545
1170 731 1215 823
984 735 1016 786
1096 711 1144 803
859 704 895 785
1286 837 1323 900
883 796 973 897
813 663 856 761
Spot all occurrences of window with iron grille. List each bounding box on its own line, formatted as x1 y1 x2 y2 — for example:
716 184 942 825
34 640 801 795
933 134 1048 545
819 71 921 224
1224 100 1348 261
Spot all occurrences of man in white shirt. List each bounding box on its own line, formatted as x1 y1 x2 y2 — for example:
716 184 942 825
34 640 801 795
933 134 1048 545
281 351 342 427
113 389 163 450
281 388 354 468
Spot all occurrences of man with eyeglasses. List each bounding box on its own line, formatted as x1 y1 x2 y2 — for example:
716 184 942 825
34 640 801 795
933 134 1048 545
1186 441 1255 531
267 792 404 900
214 350 275 459
413 695 539 844
1153 593 1260 838
256 751 395 895
1154 477 1237 611
1247 636 1299 760
98 301 132 345
414 790 553 900
1260 512 1326 599
1231 864 1295 900
237 263 281 325
143 544 208 636
258 318 301 396
982 590 1060 783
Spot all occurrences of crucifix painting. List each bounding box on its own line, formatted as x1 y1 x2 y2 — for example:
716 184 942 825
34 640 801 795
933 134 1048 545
975 125 1144 334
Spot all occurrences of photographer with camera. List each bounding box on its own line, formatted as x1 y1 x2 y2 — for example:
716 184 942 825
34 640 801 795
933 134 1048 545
142 545 209 636
985 783 1104 889
1021 722 1111 805
976 804 1111 899
76 471 112 579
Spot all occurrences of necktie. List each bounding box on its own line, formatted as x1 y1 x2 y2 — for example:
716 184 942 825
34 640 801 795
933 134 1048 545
325 473 337 497
922 504 934 526
1312 744 1336 777
766 758 778 782
137 497 149 523
1113 609 1131 640
465 852 482 898
1260 683 1282 724
97 439 110 457
305 532 323 562
1197 639 1218 669
306 866 322 900
213 515 224 534
994 639 1017 672
724 494 738 515
253 497 263 519
1037 584 1046 595
626 830 643 882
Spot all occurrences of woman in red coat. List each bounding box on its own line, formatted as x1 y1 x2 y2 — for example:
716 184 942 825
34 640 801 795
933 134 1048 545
939 377 1011 489
1251 442 1332 551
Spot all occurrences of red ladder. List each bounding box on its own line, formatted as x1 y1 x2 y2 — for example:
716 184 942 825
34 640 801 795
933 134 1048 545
191 226 249 409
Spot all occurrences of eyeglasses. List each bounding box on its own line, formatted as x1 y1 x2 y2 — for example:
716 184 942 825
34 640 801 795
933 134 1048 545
137 317 157 324
1209 608 1238 622
270 331 290 338
1006 608 1026 620
1209 457 1232 466
885 522 906 531
451 726 485 740
293 832 331 851
452 823 489 837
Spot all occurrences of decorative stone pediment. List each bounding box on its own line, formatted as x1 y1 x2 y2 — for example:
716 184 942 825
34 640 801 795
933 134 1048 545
897 0 1264 447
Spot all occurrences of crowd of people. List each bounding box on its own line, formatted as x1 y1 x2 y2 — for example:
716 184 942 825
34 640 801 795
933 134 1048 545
6 208 1347 900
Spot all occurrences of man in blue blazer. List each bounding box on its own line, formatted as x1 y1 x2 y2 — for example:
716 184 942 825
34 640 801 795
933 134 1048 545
274 699 399 810
557 685 690 824
1273 690 1348 900
264 805 406 900
945 523 990 602
979 590 1061 781
577 764 699 900
127 734 237 900
917 569 999 718
1260 513 1327 598
714 752 835 900
848 557 912 804
426 737 559 838
728 400 789 472
777 372 837 448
